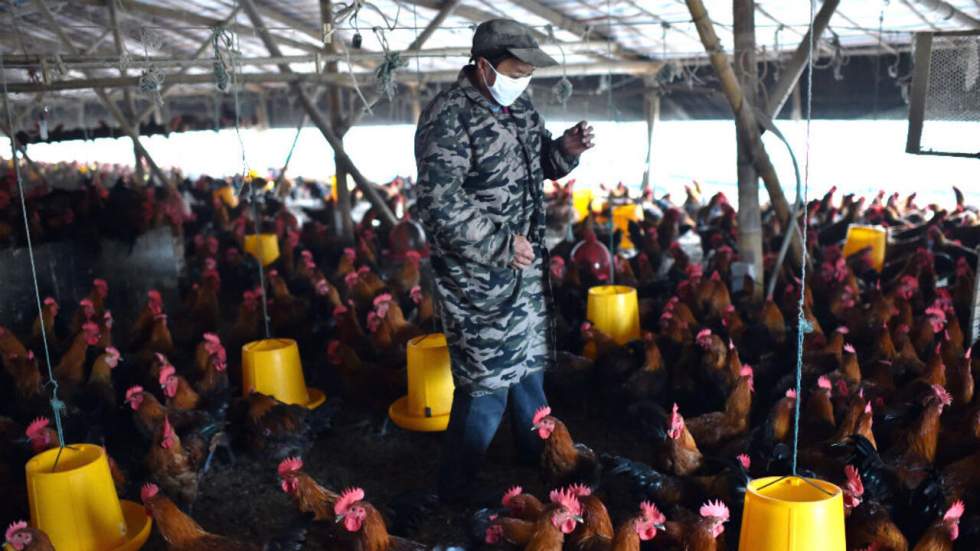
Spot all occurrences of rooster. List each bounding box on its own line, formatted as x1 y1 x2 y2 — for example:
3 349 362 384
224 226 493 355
140 483 308 551
532 406 601 490
125 385 167 441
53 321 100 390
843 465 909 551
654 403 704 476
685 365 754 450
525 488 586 551
30 297 60 351
911 501 965 551
145 416 198 507
661 500 730 551
565 484 613 551
332 487 426 551
277 457 339 522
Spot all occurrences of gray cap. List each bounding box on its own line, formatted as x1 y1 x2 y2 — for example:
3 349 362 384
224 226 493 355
471 19 558 68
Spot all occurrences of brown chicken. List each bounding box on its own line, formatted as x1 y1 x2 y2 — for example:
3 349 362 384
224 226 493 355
145 416 198 506
654 403 703 476
125 385 167 441
685 365 754 450
532 406 601 489
843 465 909 551
53 321 100 389
277 456 339 522
25 417 60 453
31 296 60 350
332 487 426 551
4 521 55 551
0 325 29 358
660 500 730 551
140 483 306 551
229 288 262 349
159 361 201 412
910 501 965 551
565 484 613 551
889 385 952 490
524 489 585 551
130 289 163 348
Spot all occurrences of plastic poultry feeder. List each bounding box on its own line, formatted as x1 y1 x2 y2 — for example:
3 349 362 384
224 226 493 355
389 333 455 432
213 185 238 208
572 188 593 222
243 234 280 267
25 444 152 551
611 204 644 251
842 225 887 272
584 285 641 359
242 338 326 409
738 476 845 551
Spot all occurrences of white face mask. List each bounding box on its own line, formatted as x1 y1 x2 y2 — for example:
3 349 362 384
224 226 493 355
483 62 531 107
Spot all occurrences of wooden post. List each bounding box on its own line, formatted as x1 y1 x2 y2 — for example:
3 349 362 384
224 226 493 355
640 83 659 194
322 0 354 241
238 0 397 227
733 0 764 301
107 0 144 184
33 0 169 187
684 0 801 268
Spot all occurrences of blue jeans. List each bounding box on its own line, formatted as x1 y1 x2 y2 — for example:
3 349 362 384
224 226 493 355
438 370 547 500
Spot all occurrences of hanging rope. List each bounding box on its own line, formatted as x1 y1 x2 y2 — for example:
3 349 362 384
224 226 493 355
791 0 819 478
0 51 67 452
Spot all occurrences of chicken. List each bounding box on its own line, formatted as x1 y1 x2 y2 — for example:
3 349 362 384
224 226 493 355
277 456 339 522
532 406 601 489
684 365 754 450
843 465 909 551
565 484 613 551
391 250 422 298
231 392 326 461
140 483 307 551
660 500 730 551
79 346 121 415
229 288 262 350
888 385 952 490
25 417 60 454
145 416 198 506
332 487 426 551
602 502 666 551
31 297 60 350
192 333 229 401
911 501 965 551
130 289 163 348
803 375 837 442
4 521 55 551
0 325 28 359
125 385 167 441
524 488 585 551
695 270 731 323
326 339 405 410
159 361 201 413
654 403 704 477
3 351 45 414
500 485 547 521
53 321 100 389
369 293 423 362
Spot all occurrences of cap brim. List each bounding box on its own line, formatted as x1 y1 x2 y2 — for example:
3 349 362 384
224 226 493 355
508 47 559 68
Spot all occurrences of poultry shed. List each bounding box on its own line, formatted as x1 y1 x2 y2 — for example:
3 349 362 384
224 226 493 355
2 1 980 551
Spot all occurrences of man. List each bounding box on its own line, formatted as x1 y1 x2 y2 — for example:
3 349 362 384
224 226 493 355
413 19 594 503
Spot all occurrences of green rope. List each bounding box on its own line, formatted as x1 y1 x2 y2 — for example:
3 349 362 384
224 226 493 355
0 49 66 450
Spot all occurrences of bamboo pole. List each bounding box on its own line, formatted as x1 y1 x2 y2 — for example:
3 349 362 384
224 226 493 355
684 0 802 268
238 0 397 227
322 0 354 242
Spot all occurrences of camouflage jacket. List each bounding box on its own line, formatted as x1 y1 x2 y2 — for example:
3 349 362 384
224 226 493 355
414 67 579 396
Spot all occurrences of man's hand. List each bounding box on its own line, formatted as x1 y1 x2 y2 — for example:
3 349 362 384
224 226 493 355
511 234 535 270
560 121 596 157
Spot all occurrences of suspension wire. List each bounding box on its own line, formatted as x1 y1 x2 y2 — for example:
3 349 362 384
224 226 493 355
0 51 67 451
791 0 819 477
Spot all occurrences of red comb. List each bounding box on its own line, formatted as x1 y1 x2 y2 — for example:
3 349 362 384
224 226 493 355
533 406 552 426
699 500 730 521
945 500 965 522
640 501 665 524
277 457 303 477
26 417 49 439
502 486 523 507
5 521 28 543
125 386 143 402
737 454 751 469
140 483 159 503
334 487 366 516
567 483 592 497
818 376 832 390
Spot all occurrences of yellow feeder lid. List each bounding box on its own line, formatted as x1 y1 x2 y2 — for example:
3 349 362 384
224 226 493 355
25 444 152 551
242 338 326 409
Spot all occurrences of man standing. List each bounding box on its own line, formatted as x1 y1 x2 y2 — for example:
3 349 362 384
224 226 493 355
414 19 594 503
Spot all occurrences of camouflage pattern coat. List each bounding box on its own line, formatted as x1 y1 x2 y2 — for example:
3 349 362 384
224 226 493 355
414 67 579 397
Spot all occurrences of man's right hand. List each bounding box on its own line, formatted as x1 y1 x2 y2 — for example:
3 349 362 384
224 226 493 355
510 234 535 270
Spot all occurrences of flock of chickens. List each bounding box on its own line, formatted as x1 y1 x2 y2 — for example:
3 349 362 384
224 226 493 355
0 160 978 551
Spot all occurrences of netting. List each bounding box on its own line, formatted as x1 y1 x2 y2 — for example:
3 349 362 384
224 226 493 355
917 32 980 156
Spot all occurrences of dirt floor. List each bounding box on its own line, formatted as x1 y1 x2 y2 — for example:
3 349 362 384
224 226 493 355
137 396 641 550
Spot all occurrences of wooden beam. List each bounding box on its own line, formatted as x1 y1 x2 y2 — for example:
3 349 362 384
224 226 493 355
763 0 840 119
408 0 462 51
684 0 801 268
32 0 169 187
640 83 659 193
509 0 644 59
322 0 354 241
238 0 397 228
899 0 943 31
907 0 980 28
733 0 764 301
834 12 900 56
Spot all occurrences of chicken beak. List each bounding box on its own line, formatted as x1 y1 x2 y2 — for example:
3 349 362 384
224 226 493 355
530 424 541 432
574 515 584 523
335 513 345 524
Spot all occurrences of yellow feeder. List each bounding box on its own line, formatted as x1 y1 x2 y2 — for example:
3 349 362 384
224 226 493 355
214 185 239 208
842 225 887 272
242 338 326 409
572 188 593 222
739 476 845 551
389 333 455 432
24 444 151 551
584 285 641 359
243 234 280 267
611 204 644 250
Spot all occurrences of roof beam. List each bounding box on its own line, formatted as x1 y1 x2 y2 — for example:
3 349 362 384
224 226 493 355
507 0 642 59
899 0 943 31
31 0 170 187
764 0 841 119
238 0 397 227
833 11 900 55
906 0 980 28
408 0 463 51
73 0 325 55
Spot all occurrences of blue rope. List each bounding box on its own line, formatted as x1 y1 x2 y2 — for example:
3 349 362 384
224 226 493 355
790 0 818 477
0 52 67 450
